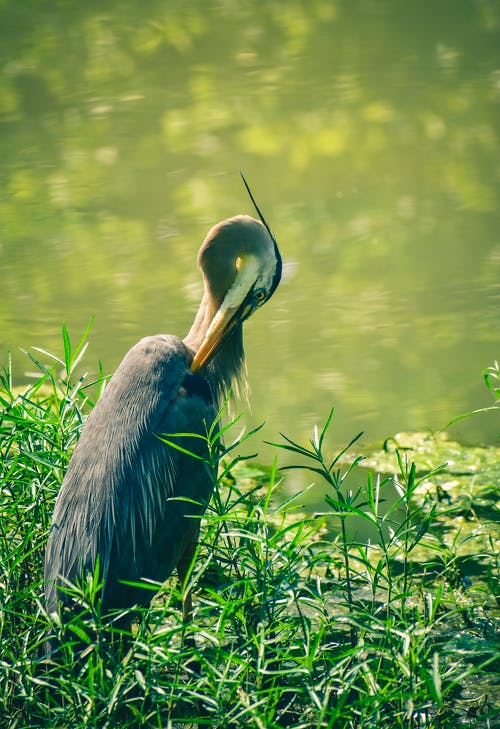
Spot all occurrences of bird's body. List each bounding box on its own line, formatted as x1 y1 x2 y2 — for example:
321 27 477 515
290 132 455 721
45 335 216 616
44 211 281 632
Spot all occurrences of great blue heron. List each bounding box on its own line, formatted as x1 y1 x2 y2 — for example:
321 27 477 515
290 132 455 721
44 185 281 647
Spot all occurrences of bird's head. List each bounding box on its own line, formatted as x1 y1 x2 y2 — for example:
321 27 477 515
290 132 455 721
189 215 281 373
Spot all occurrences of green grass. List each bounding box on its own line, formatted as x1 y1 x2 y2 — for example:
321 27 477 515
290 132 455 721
0 330 499 728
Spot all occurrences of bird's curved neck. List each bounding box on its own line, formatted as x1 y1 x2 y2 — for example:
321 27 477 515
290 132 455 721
183 297 246 405
184 292 215 353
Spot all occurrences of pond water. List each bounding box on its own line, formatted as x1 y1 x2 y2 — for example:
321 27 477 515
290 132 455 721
1 0 499 460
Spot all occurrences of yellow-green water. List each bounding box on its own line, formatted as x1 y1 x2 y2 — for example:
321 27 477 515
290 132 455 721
1 0 499 455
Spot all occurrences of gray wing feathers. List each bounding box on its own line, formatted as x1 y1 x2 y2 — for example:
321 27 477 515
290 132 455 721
44 335 189 612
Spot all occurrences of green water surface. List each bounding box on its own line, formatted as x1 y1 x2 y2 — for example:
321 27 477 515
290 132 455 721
1 0 499 452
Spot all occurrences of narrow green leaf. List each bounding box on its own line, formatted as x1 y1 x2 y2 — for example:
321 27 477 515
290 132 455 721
67 624 92 644
221 422 264 455
30 347 64 369
73 316 95 361
62 323 71 374
68 341 89 375
157 436 208 461
319 407 335 451
328 431 363 472
442 406 499 431
325 497 377 523
279 464 330 481
266 433 316 459
432 651 442 702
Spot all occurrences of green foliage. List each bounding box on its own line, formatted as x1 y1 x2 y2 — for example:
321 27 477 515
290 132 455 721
0 333 498 727
443 361 500 432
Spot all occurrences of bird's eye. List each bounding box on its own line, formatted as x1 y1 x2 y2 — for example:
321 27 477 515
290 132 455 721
254 288 267 302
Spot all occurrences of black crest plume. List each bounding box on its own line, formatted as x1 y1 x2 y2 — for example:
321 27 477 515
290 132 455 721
240 172 282 297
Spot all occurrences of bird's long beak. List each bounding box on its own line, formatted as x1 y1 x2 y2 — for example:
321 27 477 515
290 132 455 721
190 301 252 373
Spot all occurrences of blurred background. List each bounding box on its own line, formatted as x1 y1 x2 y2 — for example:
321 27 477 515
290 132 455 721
1 0 499 458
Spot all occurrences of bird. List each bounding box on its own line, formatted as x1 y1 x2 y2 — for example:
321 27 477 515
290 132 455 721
44 187 282 649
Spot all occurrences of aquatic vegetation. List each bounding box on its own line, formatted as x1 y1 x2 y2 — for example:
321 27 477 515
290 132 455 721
0 334 498 727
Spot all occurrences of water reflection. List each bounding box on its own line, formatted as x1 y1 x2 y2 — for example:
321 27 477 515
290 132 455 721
0 0 499 459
